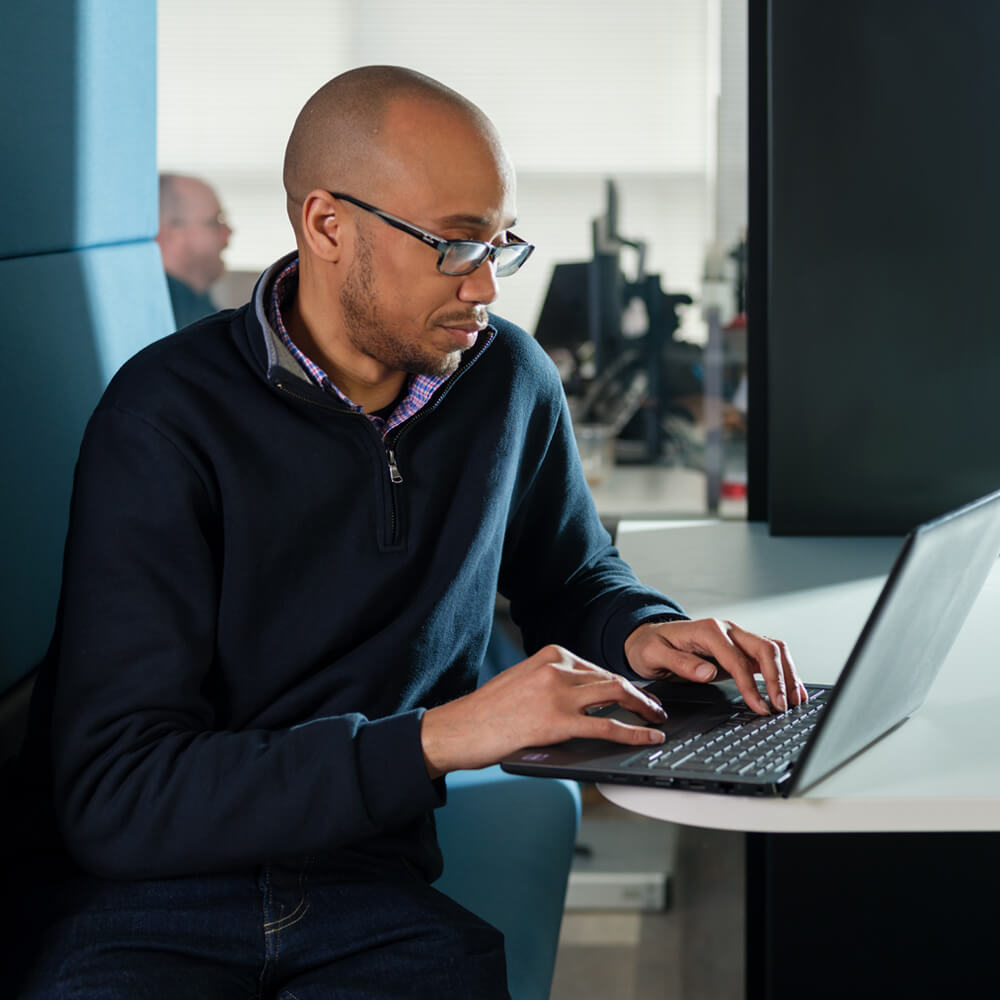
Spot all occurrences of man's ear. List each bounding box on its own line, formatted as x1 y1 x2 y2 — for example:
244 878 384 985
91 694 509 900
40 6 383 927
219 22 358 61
300 190 342 262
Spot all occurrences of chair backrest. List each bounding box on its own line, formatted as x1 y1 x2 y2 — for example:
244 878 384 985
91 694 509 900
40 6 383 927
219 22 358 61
435 767 581 1000
0 0 172 705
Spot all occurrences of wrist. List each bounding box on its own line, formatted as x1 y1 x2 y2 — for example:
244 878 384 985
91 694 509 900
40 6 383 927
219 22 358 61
419 705 452 780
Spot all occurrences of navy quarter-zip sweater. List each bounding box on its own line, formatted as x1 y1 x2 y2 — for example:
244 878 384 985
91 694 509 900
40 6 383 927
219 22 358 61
33 256 685 881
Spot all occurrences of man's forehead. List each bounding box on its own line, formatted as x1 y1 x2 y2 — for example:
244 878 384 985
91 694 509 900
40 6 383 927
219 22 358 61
379 160 517 234
178 178 219 208
433 209 519 233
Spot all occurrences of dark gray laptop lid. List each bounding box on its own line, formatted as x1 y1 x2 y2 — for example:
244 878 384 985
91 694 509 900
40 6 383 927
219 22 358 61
790 488 1000 794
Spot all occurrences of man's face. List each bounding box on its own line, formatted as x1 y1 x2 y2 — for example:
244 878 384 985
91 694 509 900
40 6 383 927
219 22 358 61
338 216 506 380
334 104 518 379
168 179 232 292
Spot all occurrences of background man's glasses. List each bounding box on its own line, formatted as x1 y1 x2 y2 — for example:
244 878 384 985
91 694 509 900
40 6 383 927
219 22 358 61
330 192 534 277
169 212 230 231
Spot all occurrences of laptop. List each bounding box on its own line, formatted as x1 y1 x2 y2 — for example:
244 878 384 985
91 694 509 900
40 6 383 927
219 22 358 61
502 489 1000 797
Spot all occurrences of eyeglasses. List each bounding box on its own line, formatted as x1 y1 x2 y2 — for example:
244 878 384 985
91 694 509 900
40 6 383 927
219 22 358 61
170 212 230 231
329 192 534 277
203 212 231 231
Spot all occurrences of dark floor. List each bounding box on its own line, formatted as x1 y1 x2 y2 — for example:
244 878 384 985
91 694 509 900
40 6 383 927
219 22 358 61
550 792 745 999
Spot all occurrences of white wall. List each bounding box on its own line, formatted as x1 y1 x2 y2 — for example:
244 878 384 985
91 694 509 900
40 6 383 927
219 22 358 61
158 0 746 340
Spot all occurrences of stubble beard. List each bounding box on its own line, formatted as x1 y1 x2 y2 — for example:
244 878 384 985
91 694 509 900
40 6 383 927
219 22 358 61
340 232 463 378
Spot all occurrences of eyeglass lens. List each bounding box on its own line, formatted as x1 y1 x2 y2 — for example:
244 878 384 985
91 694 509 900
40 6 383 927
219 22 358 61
439 241 532 277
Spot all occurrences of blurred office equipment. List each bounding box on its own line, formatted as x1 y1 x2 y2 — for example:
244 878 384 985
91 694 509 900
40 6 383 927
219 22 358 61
702 234 750 515
535 180 694 468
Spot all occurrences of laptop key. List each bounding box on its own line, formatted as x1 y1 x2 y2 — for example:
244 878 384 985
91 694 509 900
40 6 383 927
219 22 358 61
622 748 667 768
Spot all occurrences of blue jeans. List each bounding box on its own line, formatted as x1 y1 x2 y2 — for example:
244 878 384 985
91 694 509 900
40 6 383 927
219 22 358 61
13 852 509 998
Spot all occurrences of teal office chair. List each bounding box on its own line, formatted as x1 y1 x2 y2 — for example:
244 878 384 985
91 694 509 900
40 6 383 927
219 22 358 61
435 621 581 998
436 765 581 1000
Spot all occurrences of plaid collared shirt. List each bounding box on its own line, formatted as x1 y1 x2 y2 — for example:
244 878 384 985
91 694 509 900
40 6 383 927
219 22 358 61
268 258 446 437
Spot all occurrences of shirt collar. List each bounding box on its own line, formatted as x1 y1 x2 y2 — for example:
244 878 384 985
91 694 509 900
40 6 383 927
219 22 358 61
266 257 449 435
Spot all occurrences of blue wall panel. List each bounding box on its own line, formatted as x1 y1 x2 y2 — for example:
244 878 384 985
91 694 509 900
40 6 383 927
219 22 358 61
0 246 173 688
0 0 158 259
0 0 167 690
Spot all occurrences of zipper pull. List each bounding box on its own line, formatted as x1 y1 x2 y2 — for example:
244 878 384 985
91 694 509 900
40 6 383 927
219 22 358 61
387 448 403 484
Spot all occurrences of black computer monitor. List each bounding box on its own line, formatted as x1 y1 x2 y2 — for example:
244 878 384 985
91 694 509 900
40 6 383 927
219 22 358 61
533 261 591 355
534 180 625 364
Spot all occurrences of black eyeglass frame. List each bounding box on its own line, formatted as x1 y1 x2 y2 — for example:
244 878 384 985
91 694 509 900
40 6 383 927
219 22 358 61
329 191 534 277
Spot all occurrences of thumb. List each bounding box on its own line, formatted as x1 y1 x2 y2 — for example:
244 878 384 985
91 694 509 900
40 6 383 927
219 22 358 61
650 650 718 683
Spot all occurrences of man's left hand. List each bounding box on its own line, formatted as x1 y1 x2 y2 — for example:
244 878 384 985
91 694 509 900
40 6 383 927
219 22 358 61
624 618 805 715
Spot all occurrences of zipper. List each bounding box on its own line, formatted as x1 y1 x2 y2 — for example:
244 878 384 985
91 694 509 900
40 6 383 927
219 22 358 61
385 447 401 544
272 375 404 546
271 377 347 413
386 448 403 484
269 325 495 547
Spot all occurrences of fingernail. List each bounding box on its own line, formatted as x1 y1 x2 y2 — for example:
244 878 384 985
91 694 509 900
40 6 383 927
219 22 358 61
649 700 668 718
648 729 666 743
695 663 717 681
775 691 787 712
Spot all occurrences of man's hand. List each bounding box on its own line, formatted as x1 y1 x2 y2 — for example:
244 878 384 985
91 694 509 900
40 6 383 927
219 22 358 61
421 645 667 779
625 618 805 716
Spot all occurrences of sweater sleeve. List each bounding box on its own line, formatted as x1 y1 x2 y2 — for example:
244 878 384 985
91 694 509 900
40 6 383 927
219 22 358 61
49 406 443 879
498 363 688 674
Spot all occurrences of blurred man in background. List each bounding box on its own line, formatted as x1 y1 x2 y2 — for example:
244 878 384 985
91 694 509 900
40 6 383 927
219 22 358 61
156 172 232 328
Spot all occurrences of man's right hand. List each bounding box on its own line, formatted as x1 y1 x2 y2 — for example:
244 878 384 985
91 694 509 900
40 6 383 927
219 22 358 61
420 644 667 779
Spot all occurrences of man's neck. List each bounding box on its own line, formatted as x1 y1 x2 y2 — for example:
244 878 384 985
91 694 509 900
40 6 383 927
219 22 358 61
284 292 406 413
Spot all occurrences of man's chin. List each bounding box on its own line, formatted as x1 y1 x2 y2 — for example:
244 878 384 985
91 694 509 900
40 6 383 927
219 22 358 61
415 350 462 378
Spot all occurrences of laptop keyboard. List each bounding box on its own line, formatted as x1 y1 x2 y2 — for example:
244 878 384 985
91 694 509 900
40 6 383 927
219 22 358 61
621 688 829 779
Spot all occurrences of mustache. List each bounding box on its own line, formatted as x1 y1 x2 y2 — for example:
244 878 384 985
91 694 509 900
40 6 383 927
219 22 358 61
436 307 488 329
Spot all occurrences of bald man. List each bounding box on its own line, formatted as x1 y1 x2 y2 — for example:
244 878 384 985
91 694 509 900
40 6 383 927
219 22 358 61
156 172 232 328
14 67 802 997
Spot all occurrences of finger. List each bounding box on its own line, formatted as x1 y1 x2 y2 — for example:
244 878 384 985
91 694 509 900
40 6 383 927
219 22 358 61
728 624 793 712
642 648 720 684
574 674 668 724
683 623 770 715
625 622 719 684
523 646 669 725
792 680 809 706
752 630 806 709
579 715 666 746
630 620 770 714
769 635 807 707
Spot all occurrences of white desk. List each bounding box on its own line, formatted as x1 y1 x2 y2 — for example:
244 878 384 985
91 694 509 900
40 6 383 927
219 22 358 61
604 521 1000 998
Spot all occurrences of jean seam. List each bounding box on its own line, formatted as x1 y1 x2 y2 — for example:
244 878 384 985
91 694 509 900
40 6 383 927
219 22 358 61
261 857 313 982
258 864 275 997
264 900 310 936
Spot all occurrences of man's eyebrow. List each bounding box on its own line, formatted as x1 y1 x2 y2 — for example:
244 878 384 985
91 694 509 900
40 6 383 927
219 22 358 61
436 212 518 231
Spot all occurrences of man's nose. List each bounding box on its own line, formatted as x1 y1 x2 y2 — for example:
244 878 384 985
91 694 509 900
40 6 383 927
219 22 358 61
457 259 500 306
